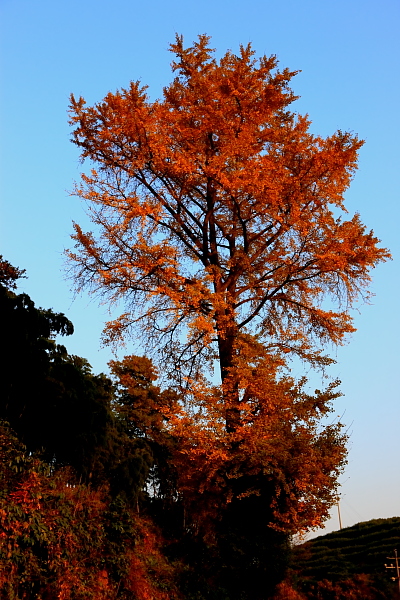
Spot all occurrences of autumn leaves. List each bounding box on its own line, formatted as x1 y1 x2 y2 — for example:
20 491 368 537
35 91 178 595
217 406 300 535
67 35 389 535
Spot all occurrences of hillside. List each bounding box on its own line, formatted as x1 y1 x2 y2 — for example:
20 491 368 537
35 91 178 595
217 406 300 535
289 517 400 598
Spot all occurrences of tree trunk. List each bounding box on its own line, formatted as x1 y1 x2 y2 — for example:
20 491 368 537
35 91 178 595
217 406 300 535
217 323 240 433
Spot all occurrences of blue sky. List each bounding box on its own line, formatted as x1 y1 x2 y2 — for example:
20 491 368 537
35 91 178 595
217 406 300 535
1 0 399 537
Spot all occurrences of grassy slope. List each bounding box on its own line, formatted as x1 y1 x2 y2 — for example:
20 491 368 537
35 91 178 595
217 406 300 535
293 516 400 582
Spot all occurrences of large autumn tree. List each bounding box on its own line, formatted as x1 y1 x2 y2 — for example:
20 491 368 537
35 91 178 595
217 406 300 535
68 36 389 536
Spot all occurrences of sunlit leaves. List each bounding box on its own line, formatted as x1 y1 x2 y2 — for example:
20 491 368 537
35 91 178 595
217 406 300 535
67 35 389 537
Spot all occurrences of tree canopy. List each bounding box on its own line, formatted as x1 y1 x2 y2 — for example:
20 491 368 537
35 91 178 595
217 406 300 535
67 36 389 537
69 35 388 385
67 35 389 538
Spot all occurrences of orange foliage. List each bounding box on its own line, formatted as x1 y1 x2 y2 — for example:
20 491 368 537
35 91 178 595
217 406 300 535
272 575 387 599
272 581 307 599
303 575 388 599
68 35 388 377
68 35 389 534
126 518 182 600
0 463 111 598
0 423 180 599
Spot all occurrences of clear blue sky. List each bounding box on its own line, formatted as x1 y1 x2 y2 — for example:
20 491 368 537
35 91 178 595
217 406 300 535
1 0 399 537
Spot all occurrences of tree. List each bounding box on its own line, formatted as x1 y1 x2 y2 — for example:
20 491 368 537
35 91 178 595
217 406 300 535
0 255 26 289
0 256 74 450
67 36 389 535
0 258 152 497
0 259 107 472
